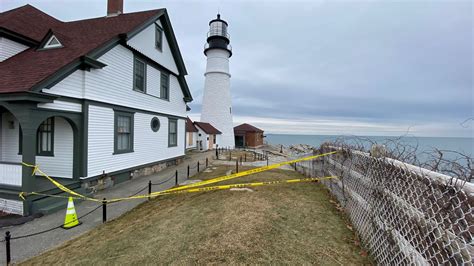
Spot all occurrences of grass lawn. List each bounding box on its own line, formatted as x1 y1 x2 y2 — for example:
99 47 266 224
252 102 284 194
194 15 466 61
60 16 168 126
21 166 371 265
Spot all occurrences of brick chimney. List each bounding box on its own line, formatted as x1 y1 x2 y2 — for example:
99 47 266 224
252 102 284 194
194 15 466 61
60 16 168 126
107 0 123 17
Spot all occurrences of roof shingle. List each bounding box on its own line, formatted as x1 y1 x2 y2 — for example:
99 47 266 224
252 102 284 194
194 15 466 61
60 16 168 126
0 5 163 93
194 122 222 134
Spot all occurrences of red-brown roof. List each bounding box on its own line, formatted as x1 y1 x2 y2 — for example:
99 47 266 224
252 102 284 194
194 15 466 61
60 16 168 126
194 122 222 134
234 123 264 133
186 117 198 132
0 5 163 93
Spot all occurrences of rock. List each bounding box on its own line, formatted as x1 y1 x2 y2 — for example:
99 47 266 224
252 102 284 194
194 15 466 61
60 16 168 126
230 188 254 192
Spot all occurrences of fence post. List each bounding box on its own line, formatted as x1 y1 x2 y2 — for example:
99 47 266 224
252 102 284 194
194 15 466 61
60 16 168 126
197 161 200 172
267 156 269 166
102 198 107 223
148 180 152 201
240 156 242 165
5 231 11 265
175 170 178 185
280 145 283 153
244 153 247 162
236 160 239 173
215 148 218 159
206 157 209 167
229 151 232 161
187 165 190 179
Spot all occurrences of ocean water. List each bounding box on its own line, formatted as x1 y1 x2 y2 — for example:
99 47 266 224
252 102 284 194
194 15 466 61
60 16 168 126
265 134 474 158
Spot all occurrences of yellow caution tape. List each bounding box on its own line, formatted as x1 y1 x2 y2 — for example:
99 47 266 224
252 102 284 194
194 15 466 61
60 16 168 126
18 176 337 202
163 151 338 192
20 151 337 203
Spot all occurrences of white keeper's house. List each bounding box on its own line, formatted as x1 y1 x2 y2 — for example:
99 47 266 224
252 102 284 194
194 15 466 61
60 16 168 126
0 1 193 216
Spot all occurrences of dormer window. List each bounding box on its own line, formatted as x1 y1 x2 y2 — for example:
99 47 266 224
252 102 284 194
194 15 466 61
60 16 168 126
43 35 63 49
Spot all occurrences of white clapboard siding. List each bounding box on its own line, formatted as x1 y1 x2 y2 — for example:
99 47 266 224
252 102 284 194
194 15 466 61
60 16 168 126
1 112 21 163
196 127 209 151
36 117 74 178
87 105 185 178
0 163 22 187
84 45 186 117
0 37 28 62
41 70 85 98
127 20 179 75
38 100 82 113
0 198 23 215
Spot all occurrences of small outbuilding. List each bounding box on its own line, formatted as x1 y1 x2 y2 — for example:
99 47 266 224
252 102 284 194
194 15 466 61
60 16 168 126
185 117 199 150
194 122 222 151
234 123 264 148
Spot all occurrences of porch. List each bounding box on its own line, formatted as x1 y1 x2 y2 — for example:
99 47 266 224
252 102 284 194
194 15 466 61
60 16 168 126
0 95 85 216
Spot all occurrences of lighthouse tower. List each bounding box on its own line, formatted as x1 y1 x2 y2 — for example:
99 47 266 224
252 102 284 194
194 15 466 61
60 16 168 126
201 14 235 148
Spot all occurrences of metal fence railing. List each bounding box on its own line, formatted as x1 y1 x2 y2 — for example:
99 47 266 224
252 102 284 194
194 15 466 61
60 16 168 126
294 145 473 265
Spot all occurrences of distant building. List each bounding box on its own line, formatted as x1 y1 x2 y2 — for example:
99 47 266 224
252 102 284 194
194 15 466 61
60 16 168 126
185 117 198 150
200 14 235 148
234 124 264 148
194 122 222 151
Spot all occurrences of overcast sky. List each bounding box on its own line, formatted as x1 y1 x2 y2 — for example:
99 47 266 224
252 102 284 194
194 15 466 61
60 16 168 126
2 0 473 137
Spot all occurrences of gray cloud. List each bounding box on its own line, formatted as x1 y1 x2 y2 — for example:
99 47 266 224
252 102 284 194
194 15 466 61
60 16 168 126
3 0 472 136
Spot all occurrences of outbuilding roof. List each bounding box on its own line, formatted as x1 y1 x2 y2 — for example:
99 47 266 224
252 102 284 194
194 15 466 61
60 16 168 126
194 122 222 134
0 5 193 102
234 123 264 133
186 117 198 132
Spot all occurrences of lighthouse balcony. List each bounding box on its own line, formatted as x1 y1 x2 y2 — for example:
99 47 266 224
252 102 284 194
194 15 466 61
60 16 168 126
204 42 232 52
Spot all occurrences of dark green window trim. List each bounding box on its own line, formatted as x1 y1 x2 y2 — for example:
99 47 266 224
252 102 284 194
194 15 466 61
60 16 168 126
133 56 147 93
168 118 178 147
160 72 170 100
155 24 163 51
114 111 134 154
18 126 22 155
37 117 55 156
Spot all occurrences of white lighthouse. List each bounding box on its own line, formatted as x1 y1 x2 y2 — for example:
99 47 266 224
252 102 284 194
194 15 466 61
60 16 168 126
200 14 235 148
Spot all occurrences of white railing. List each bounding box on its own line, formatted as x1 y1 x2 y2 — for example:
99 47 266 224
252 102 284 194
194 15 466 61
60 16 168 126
0 162 22 187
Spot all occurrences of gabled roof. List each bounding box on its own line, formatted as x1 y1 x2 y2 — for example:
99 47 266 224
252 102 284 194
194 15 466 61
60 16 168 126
186 117 198 132
234 123 264 133
0 5 192 102
194 122 222 134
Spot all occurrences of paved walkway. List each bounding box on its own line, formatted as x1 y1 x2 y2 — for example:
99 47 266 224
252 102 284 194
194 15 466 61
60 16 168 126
0 151 214 264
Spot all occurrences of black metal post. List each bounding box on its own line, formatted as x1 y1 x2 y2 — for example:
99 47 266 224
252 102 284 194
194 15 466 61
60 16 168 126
267 157 269 166
187 165 190 179
5 231 11 265
216 148 218 159
148 180 152 200
240 156 242 165
280 145 283 153
236 160 239 173
197 161 200 172
229 151 232 161
175 170 178 185
102 198 107 223
206 157 209 167
244 153 247 162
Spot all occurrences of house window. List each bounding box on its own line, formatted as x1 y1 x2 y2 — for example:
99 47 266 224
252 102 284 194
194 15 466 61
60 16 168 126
43 35 63 49
115 111 134 154
37 117 54 156
160 72 169 100
168 119 178 147
155 24 163 51
133 57 146 93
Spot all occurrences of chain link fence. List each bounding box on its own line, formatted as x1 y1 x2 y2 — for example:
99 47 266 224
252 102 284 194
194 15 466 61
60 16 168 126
295 144 473 265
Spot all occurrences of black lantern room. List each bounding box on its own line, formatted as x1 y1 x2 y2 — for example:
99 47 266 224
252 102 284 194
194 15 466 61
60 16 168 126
204 14 232 57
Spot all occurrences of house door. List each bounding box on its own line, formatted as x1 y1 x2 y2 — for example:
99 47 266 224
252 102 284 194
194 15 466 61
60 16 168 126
208 135 214 149
235 135 244 147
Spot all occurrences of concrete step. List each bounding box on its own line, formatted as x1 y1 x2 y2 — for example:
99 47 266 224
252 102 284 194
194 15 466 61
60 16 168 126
31 187 89 215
